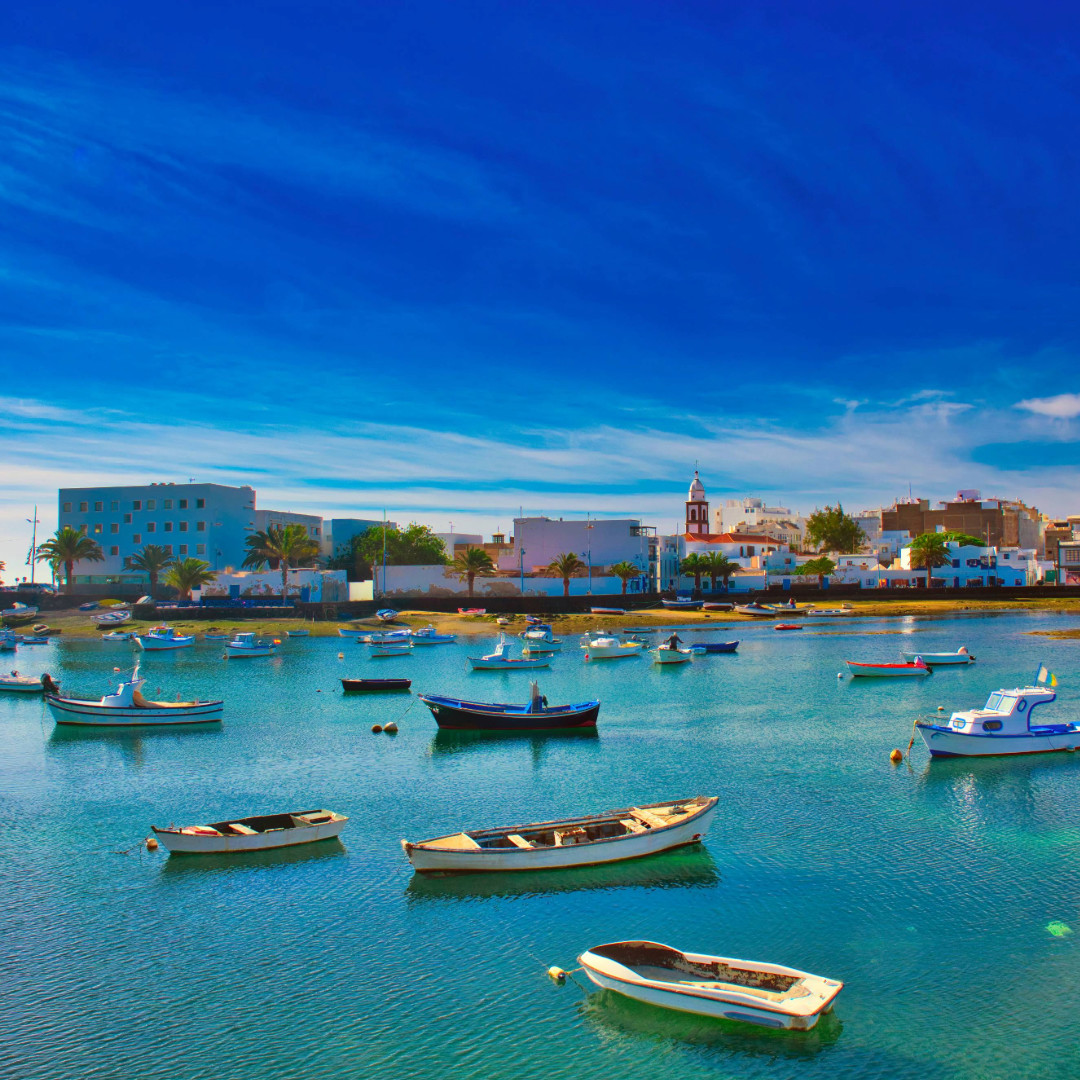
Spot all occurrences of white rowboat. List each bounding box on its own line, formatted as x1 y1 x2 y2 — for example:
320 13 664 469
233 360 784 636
0 672 51 693
901 646 975 665
653 647 693 665
469 636 549 670
152 809 347 854
402 796 717 873
846 659 929 678
577 940 843 1030
581 636 645 660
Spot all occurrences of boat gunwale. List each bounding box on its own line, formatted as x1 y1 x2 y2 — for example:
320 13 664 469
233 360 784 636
419 693 598 716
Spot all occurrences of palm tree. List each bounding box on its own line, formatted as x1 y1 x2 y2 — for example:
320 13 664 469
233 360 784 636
124 544 175 595
242 525 320 596
35 526 104 591
452 546 495 596
547 552 585 597
164 558 216 600
679 553 709 592
795 556 836 586
609 561 639 595
700 551 738 592
908 533 953 589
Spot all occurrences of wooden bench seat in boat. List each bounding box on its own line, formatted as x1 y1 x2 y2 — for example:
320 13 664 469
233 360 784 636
620 818 646 833
630 808 670 829
228 823 258 835
506 834 533 849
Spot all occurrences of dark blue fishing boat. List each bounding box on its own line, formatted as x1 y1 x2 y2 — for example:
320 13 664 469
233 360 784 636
341 678 412 692
689 640 740 654
419 682 599 731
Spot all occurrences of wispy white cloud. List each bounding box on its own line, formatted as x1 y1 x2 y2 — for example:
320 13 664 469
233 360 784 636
1015 393 1080 420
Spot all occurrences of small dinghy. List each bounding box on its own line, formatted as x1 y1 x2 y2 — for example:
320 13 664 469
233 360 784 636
774 623 804 631
370 640 413 657
846 658 929 678
457 607 486 615
915 671 1072 757
653 632 693 664
16 636 49 645
203 633 228 641
137 625 195 651
337 626 370 637
689 640 740 654
520 624 563 650
32 623 53 634
2 603 39 626
223 632 278 659
286 628 310 637
734 603 776 617
0 630 17 652
101 631 136 642
576 941 843 1030
410 625 456 645
420 681 596 731
589 607 626 615
47 673 221 725
701 602 734 611
661 598 702 610
0 671 54 694
341 677 412 692
805 605 854 618
376 609 399 622
402 796 717 873
92 609 131 626
79 601 100 611
151 809 348 854
581 635 645 660
469 636 549 670
901 646 975 665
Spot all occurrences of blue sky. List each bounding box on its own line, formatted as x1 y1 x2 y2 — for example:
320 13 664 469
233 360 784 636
3 2 1080 574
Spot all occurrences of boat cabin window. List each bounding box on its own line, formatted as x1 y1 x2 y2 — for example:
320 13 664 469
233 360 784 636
1016 699 1027 713
984 693 1004 711
982 720 1003 731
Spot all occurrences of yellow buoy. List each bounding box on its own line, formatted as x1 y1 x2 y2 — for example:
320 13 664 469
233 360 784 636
890 749 903 764
937 705 945 712
384 722 398 734
372 724 383 733
338 652 345 659
547 966 567 984
145 837 159 851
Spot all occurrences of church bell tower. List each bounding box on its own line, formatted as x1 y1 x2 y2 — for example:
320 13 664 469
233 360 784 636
685 471 708 535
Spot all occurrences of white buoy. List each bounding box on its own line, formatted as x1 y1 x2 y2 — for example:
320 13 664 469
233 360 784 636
837 672 844 679
145 837 159 851
384 721 398 734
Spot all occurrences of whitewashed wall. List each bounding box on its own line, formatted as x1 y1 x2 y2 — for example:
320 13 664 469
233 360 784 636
373 564 643 597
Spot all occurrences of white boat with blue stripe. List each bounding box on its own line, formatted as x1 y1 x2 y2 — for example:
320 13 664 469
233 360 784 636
916 672 1072 757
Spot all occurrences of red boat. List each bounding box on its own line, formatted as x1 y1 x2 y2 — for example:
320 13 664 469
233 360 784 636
457 608 486 615
774 624 804 631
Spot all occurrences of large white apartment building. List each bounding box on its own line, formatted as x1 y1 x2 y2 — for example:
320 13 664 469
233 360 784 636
58 482 257 583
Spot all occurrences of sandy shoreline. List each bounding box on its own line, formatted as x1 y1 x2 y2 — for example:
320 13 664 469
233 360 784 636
18 597 1080 640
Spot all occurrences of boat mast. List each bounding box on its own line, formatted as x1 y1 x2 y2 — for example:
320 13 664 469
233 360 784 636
26 505 39 585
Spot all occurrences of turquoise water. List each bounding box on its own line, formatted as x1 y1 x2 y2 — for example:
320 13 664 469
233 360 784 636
4 612 1080 1079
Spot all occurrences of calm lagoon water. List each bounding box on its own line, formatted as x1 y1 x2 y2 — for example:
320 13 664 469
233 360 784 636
4 612 1080 1079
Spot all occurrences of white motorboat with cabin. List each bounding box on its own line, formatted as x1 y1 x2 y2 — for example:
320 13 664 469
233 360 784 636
901 646 975 666
223 632 278 659
469 636 550 670
915 680 1074 757
136 625 195 651
520 624 563 650
410 625 456 645
581 635 645 660
151 809 347 854
369 639 413 657
576 941 843 1030
402 796 717 872
46 673 222 725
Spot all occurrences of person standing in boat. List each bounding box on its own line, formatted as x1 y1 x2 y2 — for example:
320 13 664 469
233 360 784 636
664 631 683 650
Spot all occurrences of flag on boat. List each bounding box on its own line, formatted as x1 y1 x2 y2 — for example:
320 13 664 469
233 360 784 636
1035 664 1058 687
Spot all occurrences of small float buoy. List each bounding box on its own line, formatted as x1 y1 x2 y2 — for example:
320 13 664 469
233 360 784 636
384 721 398 734
547 966 567 984
113 667 121 673
584 654 590 662
837 672 844 679
338 652 344 660
145 837 159 851
273 639 281 645
937 705 945 712
890 749 904 764
372 724 383 733
316 689 322 693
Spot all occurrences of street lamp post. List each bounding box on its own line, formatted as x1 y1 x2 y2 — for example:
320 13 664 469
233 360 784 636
519 546 526 596
585 515 594 595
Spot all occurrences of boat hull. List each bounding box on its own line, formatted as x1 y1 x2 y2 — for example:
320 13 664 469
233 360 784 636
468 658 550 669
0 681 46 693
137 638 195 651
846 662 929 677
341 678 412 692
584 643 644 659
224 646 276 658
917 723 1080 757
420 695 597 730
404 800 716 873
661 600 702 610
690 641 739 654
653 650 692 664
901 652 974 665
153 817 346 853
47 698 223 725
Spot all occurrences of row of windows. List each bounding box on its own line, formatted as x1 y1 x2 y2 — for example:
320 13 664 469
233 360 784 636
83 521 207 535
64 497 206 513
107 545 205 557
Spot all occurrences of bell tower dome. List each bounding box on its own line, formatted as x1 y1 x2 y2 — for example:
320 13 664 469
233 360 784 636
685 471 709 535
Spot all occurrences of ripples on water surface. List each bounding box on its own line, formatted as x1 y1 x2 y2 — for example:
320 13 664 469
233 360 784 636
3 612 1080 1078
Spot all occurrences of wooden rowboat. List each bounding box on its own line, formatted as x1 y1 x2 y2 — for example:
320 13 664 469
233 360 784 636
152 809 348 854
688 640 739 654
577 940 843 1030
846 659 929 678
402 796 717 873
420 682 596 731
47 675 222 724
901 647 975 665
341 677 412 692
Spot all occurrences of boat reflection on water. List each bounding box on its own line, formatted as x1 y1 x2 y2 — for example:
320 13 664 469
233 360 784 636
429 726 599 762
158 838 346 877
406 846 719 903
579 986 843 1056
48 720 222 768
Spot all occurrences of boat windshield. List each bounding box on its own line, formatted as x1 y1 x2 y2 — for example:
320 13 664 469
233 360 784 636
985 693 1004 711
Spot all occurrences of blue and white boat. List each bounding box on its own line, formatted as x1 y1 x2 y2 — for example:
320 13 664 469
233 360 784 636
520 624 563 650
376 609 399 622
916 679 1072 757
137 625 195 651
224 632 278 659
410 625 456 645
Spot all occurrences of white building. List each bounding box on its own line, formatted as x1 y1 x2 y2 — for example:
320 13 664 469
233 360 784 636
58 482 257 582
715 496 804 542
253 509 326 556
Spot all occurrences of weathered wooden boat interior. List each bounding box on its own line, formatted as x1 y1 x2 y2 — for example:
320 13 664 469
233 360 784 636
178 811 339 836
